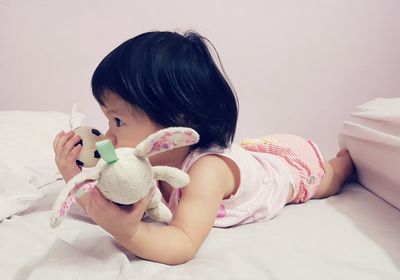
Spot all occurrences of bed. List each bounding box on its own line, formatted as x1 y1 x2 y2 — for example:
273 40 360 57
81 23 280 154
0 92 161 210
1 98 399 279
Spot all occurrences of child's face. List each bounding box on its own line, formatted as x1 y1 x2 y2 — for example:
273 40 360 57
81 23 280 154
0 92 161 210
100 91 163 149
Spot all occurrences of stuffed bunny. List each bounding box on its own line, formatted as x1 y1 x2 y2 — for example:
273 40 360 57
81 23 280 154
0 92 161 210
50 127 200 228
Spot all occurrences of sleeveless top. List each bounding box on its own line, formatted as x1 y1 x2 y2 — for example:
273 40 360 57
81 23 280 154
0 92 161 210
167 144 293 228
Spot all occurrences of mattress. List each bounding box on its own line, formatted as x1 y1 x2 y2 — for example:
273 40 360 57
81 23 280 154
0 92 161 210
1 180 399 280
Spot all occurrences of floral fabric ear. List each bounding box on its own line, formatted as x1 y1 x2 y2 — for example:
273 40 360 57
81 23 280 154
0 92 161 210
50 180 96 228
50 165 102 228
135 127 199 157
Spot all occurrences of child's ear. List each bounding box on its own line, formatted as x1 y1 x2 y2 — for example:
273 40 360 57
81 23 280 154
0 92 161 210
134 127 199 158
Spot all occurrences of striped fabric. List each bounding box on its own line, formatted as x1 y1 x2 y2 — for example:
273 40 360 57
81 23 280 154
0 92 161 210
168 135 325 228
241 134 326 203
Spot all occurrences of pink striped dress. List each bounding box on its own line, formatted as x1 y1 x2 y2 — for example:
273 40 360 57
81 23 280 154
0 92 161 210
167 134 325 228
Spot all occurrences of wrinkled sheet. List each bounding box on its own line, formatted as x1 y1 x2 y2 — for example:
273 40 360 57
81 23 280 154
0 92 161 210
0 180 399 280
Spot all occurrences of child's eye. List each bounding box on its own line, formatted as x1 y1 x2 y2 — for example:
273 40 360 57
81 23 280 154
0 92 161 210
114 118 125 127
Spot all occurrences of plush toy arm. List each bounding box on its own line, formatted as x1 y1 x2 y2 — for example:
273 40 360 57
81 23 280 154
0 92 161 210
145 186 173 223
146 202 173 224
152 166 190 189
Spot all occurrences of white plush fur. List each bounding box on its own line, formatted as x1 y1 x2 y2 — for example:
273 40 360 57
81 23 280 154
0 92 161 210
50 127 199 228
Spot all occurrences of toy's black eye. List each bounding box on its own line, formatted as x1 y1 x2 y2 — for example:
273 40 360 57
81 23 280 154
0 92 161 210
91 129 101 136
94 150 100 158
115 118 124 127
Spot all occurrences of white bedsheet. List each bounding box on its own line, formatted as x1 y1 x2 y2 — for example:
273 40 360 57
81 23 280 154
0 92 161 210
1 180 399 280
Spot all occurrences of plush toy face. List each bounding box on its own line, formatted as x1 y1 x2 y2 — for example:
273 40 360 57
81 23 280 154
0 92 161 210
73 127 106 167
97 148 153 204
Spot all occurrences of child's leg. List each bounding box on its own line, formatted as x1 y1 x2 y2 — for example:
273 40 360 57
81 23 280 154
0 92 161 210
312 150 355 199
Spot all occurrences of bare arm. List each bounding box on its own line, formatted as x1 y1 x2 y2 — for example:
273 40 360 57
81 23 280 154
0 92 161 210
113 155 237 265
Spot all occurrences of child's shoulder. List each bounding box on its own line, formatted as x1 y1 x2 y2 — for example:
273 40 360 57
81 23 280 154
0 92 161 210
185 149 239 199
185 144 245 187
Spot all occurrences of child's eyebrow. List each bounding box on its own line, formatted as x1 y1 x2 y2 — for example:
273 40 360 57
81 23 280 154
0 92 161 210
102 106 126 116
102 103 138 117
110 109 124 115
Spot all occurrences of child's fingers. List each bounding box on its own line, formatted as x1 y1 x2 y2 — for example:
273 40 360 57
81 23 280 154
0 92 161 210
124 195 150 219
133 196 150 213
53 130 65 152
59 134 81 160
90 189 149 220
81 188 121 219
91 188 120 212
55 130 75 156
66 143 82 163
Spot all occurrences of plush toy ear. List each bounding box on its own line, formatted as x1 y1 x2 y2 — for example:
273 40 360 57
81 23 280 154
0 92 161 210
134 127 200 158
50 168 101 228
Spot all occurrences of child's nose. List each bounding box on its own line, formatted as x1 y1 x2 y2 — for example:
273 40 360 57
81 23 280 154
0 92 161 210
105 131 117 146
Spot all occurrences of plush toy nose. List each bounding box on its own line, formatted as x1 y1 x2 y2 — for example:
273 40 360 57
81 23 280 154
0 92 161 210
96 139 119 164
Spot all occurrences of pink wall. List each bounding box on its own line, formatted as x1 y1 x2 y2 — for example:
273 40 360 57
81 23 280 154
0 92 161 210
1 0 399 158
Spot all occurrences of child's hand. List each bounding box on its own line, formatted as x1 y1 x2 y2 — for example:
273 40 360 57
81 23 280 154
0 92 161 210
53 130 82 182
77 187 150 241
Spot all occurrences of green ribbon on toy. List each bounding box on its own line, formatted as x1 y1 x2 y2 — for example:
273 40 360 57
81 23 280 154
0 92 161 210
96 139 119 164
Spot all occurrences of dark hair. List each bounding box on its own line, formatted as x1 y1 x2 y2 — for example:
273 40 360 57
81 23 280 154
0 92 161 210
91 30 238 149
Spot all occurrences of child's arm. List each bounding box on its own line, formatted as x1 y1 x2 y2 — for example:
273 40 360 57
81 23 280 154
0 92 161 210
78 155 237 265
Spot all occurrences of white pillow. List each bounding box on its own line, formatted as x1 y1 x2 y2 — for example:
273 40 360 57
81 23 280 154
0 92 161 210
339 98 400 210
0 105 85 189
0 105 86 220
